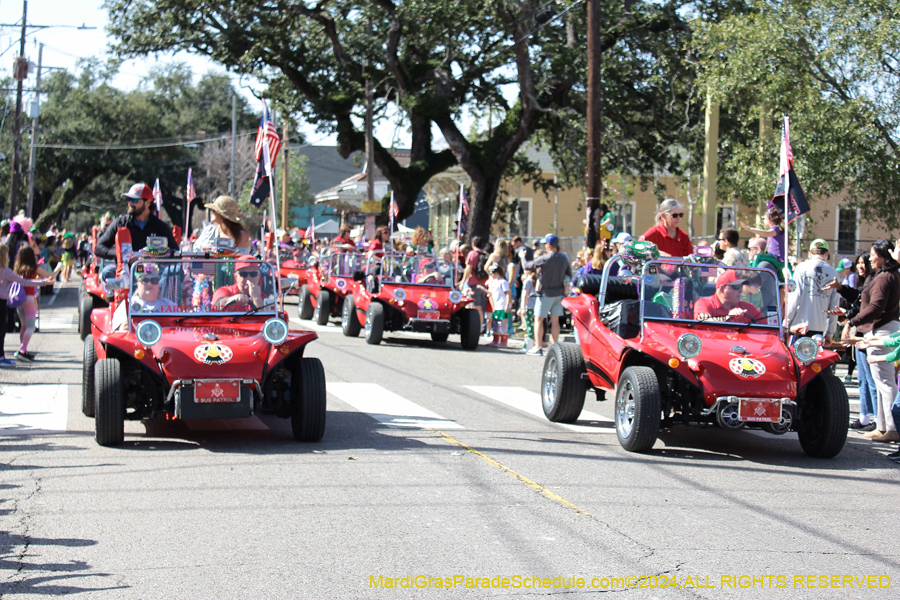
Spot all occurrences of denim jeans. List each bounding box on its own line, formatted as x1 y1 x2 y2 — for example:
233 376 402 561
893 392 900 434
856 346 878 419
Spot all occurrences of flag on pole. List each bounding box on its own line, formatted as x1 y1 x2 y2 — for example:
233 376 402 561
306 217 316 252
768 116 810 224
389 192 399 233
455 184 469 239
249 99 281 207
152 178 162 215
183 168 195 246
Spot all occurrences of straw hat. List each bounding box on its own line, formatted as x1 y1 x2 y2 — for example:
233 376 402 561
206 196 243 223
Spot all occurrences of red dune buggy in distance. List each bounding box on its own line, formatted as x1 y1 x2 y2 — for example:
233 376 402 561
78 226 109 340
82 253 326 447
343 250 479 349
540 254 849 458
277 246 311 296
297 247 364 326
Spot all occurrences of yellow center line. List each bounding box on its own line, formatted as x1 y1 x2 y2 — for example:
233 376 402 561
432 429 591 516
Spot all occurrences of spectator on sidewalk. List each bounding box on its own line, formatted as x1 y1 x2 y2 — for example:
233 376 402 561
459 236 489 334
518 266 538 353
837 258 856 288
487 262 511 347
520 234 572 356
784 239 839 343
11 247 53 362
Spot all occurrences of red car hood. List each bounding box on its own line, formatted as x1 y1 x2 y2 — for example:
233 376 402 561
636 320 797 404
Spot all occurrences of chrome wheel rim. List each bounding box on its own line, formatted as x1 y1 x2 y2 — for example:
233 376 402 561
542 354 558 411
616 380 636 438
365 312 372 339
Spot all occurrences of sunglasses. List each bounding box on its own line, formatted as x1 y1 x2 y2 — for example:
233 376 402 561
127 196 145 204
724 283 743 290
138 277 159 285
236 270 259 278
669 212 684 218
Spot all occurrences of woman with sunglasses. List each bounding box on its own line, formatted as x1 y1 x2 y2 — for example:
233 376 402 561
639 199 693 257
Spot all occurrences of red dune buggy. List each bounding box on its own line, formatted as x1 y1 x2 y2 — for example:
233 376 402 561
82 254 325 447
343 250 479 349
541 256 848 458
277 246 310 296
297 247 364 326
78 227 109 340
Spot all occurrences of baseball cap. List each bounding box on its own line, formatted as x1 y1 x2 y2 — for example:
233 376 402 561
487 262 501 273
121 183 154 202
612 232 632 245
809 238 830 252
716 270 748 288
234 255 259 272
838 258 853 270
540 233 559 245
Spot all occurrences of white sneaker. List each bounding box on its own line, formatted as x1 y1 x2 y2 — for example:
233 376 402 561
525 346 543 356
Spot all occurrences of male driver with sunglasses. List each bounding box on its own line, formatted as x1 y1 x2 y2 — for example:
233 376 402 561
694 270 764 324
95 183 178 271
212 256 269 309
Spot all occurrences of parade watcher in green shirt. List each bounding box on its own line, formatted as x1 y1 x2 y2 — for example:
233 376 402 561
858 331 900 364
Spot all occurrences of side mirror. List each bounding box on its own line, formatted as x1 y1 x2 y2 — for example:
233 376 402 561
281 277 298 291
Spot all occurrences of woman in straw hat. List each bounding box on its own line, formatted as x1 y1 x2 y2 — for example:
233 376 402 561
192 196 251 253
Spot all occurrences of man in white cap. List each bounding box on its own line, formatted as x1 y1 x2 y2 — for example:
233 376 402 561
520 233 572 356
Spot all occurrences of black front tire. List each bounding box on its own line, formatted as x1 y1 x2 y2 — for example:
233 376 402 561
541 343 588 423
430 332 449 343
342 295 361 337
315 290 331 326
365 302 384 345
615 366 661 453
459 309 480 351
298 284 314 320
78 294 93 340
797 371 849 458
82 335 97 417
291 357 327 442
94 358 125 446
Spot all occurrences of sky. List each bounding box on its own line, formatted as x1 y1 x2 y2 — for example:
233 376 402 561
0 0 412 148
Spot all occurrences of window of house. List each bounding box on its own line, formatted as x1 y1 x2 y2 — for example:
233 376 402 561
837 207 858 255
717 204 736 232
613 202 635 235
509 197 532 238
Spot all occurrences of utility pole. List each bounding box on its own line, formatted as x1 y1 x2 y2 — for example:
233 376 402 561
8 0 28 219
365 75 375 207
229 94 236 196
26 42 42 220
585 0 602 249
281 120 289 230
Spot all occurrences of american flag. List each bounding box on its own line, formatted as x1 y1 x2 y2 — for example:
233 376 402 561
152 178 162 214
389 192 399 233
306 217 316 252
455 183 469 239
779 116 793 177
186 169 196 203
255 100 281 170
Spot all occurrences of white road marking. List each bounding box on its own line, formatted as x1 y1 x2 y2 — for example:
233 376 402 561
465 386 616 433
328 382 463 429
0 384 69 434
36 314 76 330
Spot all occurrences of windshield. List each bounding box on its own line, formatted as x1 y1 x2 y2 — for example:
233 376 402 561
321 249 364 277
129 258 279 316
279 247 310 265
639 260 780 328
378 251 455 286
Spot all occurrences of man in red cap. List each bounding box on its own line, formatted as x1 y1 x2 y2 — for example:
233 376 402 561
95 183 178 275
693 270 764 324
212 256 269 309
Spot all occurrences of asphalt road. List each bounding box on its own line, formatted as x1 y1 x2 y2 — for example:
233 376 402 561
1 278 898 599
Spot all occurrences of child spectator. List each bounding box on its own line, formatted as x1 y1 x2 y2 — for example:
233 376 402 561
518 266 537 353
487 262 511 347
0 244 48 366
11 246 53 361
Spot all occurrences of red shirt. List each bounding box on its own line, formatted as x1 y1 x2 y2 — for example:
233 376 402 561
211 283 268 310
640 224 693 257
693 294 763 324
466 249 485 287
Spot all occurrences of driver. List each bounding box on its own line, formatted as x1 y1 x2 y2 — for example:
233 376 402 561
693 270 764 324
416 258 442 284
131 266 177 312
211 256 269 309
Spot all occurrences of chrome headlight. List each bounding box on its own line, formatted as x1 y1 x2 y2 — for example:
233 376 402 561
307 256 318 268
393 287 407 302
449 290 462 304
135 320 162 347
263 318 289 345
793 336 818 364
811 334 825 347
677 333 702 358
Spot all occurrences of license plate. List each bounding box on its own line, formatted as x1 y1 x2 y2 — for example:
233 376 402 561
738 398 782 422
195 379 241 403
418 310 440 320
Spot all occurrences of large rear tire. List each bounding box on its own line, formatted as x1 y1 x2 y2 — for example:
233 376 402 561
291 357 327 442
82 335 97 417
615 366 661 453
297 284 314 320
342 295 361 337
315 290 331 326
797 371 849 458
365 302 384 345
94 358 125 446
459 309 480 351
78 294 93 340
541 343 588 423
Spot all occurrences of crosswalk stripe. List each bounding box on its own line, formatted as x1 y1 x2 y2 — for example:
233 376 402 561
328 382 463 429
0 384 68 434
465 386 616 433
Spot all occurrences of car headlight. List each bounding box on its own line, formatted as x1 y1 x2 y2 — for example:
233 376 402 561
393 288 407 302
677 333 702 358
449 290 462 304
307 256 318 267
793 336 818 364
811 334 825 347
135 320 162 347
263 318 289 345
